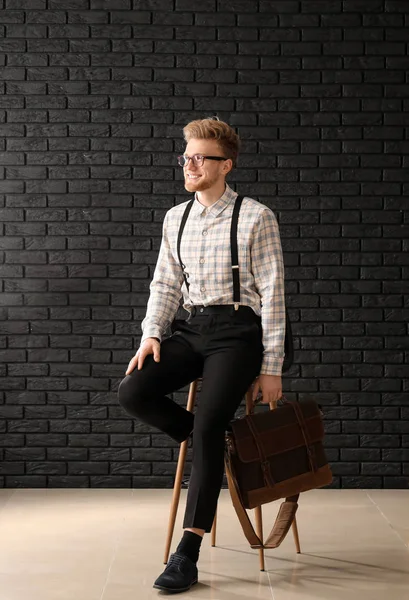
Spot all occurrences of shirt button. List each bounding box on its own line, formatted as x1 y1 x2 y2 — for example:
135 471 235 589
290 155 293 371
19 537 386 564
199 258 205 264
201 286 206 292
200 308 204 313
202 230 207 236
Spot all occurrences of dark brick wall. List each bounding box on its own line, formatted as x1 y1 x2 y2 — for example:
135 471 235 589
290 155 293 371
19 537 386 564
0 0 408 489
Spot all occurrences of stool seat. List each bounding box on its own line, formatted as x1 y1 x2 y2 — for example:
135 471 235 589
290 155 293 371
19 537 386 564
163 378 301 571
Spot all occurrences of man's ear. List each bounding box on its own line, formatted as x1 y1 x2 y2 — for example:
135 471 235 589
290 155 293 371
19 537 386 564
223 159 233 175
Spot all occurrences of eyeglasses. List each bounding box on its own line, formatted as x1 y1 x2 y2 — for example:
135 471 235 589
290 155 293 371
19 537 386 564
177 154 228 167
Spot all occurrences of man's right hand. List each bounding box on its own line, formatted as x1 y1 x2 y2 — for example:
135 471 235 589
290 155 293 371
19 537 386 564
125 338 160 375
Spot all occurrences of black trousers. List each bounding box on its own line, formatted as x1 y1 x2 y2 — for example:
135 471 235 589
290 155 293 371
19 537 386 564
117 305 263 533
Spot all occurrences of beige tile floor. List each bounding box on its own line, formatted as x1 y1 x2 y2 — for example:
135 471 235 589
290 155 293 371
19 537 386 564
0 488 408 600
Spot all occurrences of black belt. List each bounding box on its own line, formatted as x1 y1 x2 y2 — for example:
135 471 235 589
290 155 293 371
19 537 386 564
188 304 256 318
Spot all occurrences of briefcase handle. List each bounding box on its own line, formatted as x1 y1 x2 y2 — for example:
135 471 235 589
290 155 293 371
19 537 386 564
249 392 291 414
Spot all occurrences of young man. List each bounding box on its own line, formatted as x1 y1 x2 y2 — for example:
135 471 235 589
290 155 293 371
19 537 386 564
118 117 286 593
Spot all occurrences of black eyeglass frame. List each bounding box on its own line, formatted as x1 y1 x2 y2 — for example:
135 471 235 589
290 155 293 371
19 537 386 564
177 154 229 167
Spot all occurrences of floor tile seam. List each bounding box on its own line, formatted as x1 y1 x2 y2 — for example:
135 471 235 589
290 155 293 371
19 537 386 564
99 538 121 600
366 491 409 550
266 567 278 600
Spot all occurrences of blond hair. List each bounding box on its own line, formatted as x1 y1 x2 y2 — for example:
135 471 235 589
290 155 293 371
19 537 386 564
183 117 241 168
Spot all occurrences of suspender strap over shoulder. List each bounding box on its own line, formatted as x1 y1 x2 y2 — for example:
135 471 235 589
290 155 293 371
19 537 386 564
231 195 244 309
177 199 194 292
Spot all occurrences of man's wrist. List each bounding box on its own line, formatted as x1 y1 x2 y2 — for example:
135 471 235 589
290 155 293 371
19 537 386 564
141 333 161 343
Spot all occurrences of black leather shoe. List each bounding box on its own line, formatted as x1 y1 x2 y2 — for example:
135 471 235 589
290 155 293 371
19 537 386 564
153 552 198 593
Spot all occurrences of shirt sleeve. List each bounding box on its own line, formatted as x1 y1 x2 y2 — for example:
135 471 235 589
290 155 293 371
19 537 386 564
141 211 184 343
251 208 286 376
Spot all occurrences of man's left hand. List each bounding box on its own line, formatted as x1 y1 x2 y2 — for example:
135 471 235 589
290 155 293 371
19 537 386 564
252 374 282 406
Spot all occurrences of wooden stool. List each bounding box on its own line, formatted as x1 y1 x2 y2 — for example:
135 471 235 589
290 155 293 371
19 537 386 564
163 379 301 571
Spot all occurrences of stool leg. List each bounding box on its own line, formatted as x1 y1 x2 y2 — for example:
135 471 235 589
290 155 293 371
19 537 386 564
292 516 301 553
246 389 265 570
163 380 198 565
211 508 217 547
254 505 265 571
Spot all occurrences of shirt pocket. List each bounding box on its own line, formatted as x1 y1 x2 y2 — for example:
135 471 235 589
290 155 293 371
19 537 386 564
211 242 249 285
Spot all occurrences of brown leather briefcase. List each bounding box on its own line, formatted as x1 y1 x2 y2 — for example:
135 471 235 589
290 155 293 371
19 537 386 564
224 397 333 549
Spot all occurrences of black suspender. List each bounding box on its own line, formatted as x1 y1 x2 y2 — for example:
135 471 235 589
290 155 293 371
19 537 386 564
176 198 194 293
176 195 244 308
230 195 244 309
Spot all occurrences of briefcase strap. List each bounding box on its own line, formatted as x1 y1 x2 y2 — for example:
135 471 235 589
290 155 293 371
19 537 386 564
224 451 299 549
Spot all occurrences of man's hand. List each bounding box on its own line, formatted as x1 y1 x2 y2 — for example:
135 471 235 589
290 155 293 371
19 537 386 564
252 374 282 406
125 338 160 375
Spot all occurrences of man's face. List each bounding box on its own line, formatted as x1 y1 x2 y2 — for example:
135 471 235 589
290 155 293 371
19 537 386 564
183 138 232 193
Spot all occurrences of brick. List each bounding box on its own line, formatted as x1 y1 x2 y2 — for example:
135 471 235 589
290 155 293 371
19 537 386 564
91 110 131 123
361 463 402 476
342 476 382 488
7 54 47 66
0 39 25 52
26 10 66 23
70 40 110 53
6 1 45 6
48 82 88 95
0 67 25 81
6 24 47 37
69 96 109 108
48 0 88 6
69 11 108 24
0 96 24 109
6 166 46 179
91 0 130 7
111 10 149 23
48 24 89 38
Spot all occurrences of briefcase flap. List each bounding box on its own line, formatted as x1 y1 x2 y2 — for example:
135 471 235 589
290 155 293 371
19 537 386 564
230 400 325 464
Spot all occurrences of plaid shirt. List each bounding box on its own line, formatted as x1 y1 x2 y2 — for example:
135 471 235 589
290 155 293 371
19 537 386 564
141 184 286 376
